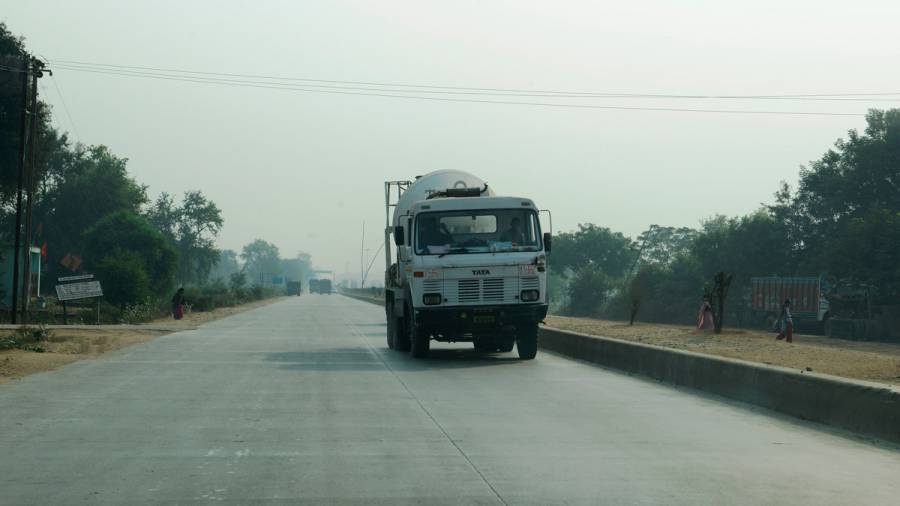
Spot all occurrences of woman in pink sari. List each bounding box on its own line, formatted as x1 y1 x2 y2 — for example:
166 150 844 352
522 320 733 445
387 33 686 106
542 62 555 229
697 298 714 330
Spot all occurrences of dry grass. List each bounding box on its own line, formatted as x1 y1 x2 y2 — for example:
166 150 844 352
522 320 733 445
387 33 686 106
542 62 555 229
0 297 284 384
546 315 900 386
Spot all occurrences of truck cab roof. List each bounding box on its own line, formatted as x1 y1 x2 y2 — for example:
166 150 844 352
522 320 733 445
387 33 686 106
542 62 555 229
411 196 537 214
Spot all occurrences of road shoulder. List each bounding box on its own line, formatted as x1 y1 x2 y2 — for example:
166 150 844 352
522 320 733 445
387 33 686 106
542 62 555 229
0 296 285 384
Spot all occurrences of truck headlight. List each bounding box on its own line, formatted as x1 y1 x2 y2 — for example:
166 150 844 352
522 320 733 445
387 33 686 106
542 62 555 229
520 290 539 302
423 293 442 305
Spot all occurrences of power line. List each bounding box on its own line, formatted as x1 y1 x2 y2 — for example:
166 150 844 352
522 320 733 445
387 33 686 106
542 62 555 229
48 62 900 103
0 64 27 73
48 63 863 117
47 58 900 100
49 73 82 143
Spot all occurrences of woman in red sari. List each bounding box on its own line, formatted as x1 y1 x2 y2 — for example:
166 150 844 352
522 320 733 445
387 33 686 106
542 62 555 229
171 288 186 320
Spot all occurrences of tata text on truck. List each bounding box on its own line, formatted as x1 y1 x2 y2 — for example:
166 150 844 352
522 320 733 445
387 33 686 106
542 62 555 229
383 170 551 359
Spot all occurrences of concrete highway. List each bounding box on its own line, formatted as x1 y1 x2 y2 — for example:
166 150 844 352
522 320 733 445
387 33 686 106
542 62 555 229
2 295 899 505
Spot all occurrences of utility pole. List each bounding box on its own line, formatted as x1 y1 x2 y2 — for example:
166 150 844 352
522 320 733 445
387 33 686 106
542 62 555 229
22 58 46 323
10 55 29 325
360 221 365 288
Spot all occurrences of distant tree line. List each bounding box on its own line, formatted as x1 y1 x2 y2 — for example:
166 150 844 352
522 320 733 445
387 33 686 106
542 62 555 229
0 23 313 317
551 109 900 327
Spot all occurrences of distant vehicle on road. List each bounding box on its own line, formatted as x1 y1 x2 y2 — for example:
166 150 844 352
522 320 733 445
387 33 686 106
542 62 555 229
309 278 332 294
286 281 302 296
751 276 830 328
383 170 551 360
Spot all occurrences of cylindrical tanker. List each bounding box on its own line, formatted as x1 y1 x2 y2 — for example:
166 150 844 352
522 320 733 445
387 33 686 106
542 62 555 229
392 170 495 226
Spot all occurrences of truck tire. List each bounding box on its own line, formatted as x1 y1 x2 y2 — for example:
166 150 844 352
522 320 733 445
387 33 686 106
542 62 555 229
394 303 411 352
386 300 396 350
516 324 538 360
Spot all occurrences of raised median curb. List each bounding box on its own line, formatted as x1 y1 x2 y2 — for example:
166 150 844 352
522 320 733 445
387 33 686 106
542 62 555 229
340 291 384 306
540 326 900 445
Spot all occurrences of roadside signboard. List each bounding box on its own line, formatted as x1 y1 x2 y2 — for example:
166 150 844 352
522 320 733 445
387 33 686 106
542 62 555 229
56 280 103 301
58 274 95 283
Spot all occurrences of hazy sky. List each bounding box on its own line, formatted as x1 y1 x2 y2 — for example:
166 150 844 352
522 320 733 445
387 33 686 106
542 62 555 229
3 1 899 278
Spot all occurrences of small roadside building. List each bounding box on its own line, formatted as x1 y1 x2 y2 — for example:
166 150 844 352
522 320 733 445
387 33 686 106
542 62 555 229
0 246 42 309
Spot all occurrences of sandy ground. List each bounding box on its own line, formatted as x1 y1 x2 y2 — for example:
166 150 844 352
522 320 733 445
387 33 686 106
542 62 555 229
0 297 285 384
546 316 900 386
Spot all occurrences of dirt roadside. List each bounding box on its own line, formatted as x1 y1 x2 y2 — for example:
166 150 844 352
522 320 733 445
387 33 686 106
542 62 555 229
545 315 900 387
0 297 285 385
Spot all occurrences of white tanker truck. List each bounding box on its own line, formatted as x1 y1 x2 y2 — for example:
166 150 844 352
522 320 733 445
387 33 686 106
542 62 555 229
383 170 551 359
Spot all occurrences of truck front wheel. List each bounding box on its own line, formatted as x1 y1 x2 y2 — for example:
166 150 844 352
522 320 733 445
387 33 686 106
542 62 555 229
395 319 411 352
393 301 411 352
516 323 538 360
386 300 396 350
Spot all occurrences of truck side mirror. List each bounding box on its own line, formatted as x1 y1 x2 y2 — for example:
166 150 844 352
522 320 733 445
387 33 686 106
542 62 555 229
543 233 552 252
398 246 410 262
394 227 405 246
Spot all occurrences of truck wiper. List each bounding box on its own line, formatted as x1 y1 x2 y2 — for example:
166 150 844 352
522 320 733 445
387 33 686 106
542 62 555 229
438 247 470 258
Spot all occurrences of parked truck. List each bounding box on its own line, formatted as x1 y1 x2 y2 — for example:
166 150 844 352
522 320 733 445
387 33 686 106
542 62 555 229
750 276 830 329
383 170 551 359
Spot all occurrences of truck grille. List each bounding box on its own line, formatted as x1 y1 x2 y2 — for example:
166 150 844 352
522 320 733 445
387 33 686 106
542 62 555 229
423 279 442 293
482 278 505 302
458 279 480 303
454 278 508 303
520 276 539 291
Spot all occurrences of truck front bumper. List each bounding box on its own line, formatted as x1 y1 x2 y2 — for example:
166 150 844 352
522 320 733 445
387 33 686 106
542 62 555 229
414 304 548 337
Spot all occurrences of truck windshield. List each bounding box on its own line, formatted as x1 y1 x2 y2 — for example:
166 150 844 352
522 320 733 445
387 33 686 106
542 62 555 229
415 209 542 255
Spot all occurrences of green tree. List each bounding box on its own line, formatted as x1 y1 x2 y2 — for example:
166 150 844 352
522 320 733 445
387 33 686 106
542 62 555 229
549 223 635 278
637 225 698 266
145 192 179 242
789 109 900 301
240 239 281 285
41 146 147 280
687 212 795 324
825 208 900 299
145 190 223 285
0 23 28 205
83 211 178 298
94 250 151 307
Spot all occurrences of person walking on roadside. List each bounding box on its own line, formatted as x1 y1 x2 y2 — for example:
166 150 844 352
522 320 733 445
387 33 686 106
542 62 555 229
171 287 186 320
775 299 793 343
697 297 714 331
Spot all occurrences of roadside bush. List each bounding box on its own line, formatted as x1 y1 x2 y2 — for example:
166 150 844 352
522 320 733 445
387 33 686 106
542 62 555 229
183 280 237 312
0 334 19 350
0 325 52 352
121 297 160 324
566 265 612 316
229 272 248 301
548 271 570 313
95 250 151 307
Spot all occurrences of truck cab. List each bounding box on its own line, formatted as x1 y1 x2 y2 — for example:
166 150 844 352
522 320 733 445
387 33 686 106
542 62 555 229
384 171 550 359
